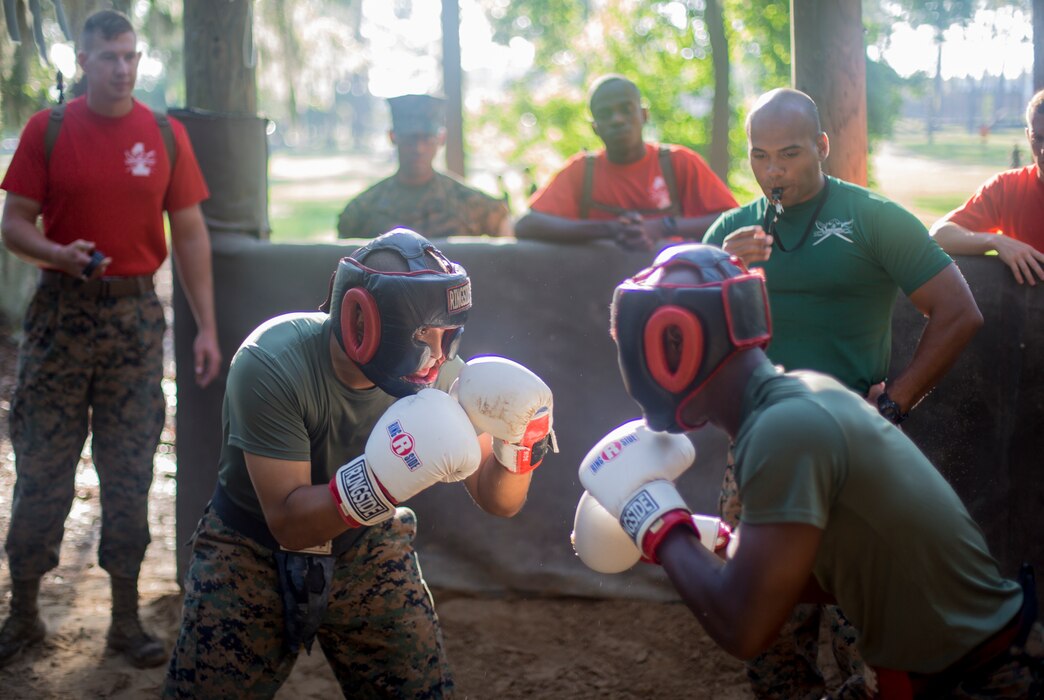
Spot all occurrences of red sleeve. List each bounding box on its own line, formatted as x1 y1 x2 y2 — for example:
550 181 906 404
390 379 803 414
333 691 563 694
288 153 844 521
944 174 1005 234
0 109 51 203
164 116 210 212
670 146 739 217
526 153 589 219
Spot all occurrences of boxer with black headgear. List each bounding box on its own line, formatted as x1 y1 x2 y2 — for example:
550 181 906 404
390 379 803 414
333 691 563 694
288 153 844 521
168 228 557 698
323 228 471 397
573 243 1040 696
610 244 771 433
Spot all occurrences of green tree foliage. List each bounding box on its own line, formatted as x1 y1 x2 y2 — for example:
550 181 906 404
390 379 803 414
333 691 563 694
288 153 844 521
478 0 746 187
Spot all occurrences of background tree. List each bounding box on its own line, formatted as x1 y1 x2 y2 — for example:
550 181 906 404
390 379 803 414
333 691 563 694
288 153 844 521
897 0 977 142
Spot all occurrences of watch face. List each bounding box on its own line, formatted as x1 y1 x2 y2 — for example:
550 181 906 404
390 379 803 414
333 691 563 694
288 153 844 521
877 395 905 425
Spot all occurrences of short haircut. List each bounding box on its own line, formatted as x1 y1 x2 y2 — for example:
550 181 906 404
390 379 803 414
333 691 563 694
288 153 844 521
588 74 641 112
80 10 134 52
745 88 823 139
1026 89 1044 128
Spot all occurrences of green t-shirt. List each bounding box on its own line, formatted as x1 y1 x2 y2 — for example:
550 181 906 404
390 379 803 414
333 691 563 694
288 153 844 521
217 312 463 522
703 178 952 394
734 363 1022 672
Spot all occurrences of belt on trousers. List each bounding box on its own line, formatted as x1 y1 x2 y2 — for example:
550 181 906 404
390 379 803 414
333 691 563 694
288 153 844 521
39 269 155 299
210 483 361 557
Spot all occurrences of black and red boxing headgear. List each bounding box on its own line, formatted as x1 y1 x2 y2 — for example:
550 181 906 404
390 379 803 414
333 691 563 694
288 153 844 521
611 244 772 433
326 229 472 398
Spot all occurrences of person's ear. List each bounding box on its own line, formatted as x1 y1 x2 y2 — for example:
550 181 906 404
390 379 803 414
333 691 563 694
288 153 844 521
816 132 830 162
640 106 649 126
76 51 87 70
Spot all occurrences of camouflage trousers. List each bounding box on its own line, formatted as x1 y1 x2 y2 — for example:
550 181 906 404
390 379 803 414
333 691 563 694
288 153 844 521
164 505 455 699
719 455 872 700
6 285 165 580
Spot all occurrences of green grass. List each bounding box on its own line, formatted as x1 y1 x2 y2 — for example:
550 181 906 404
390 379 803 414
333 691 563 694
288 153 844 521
268 200 341 243
908 194 965 219
889 123 1024 168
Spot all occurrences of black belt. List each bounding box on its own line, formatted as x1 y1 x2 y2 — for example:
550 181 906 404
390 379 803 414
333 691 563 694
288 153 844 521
39 269 155 299
210 483 363 557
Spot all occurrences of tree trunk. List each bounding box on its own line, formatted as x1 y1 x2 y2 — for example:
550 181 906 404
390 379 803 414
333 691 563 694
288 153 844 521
1035 0 1044 93
929 35 942 144
791 0 868 186
706 0 730 183
183 0 256 113
441 0 465 177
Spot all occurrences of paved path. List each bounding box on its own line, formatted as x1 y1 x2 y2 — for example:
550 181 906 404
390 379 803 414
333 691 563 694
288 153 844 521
872 142 1006 223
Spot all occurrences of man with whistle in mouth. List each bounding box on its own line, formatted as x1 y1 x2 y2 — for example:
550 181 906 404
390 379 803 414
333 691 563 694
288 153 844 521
701 88 984 697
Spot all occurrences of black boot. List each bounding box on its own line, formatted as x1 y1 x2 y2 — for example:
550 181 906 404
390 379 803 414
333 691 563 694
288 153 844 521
0 577 46 668
107 575 167 668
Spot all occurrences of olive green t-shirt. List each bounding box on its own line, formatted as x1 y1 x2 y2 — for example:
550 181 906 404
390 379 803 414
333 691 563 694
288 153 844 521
217 312 463 523
734 363 1022 672
703 178 952 394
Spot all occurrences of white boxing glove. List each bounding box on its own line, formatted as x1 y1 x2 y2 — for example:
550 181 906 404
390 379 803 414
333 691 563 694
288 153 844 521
450 356 558 473
329 388 481 527
571 492 731 574
578 419 696 562
571 491 642 574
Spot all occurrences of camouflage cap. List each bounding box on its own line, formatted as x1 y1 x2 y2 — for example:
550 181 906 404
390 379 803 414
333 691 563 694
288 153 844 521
388 94 446 135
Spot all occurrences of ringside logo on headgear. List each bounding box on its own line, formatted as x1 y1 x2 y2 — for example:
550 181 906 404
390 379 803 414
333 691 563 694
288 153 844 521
612 244 772 433
327 229 471 398
447 281 472 313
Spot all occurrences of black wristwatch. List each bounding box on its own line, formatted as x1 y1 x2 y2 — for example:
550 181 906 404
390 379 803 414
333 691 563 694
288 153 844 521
876 392 908 426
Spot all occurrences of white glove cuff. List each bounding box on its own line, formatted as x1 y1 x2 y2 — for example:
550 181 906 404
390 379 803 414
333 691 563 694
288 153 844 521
330 455 396 527
618 479 689 552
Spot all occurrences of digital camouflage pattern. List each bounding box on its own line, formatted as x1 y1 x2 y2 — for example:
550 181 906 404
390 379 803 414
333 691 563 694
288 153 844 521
6 286 166 580
164 506 454 699
718 456 870 699
337 172 509 240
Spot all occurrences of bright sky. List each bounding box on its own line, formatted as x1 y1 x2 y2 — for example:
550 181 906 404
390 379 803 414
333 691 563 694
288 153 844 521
46 2 1035 100
360 0 530 103
357 1 1036 94
872 6 1033 80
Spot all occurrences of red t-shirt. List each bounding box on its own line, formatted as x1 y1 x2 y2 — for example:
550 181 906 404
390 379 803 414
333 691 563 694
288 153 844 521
944 165 1044 251
527 142 738 220
1 97 210 276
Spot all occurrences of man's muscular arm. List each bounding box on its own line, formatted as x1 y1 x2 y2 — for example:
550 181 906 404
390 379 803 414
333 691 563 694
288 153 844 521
514 210 619 243
885 263 983 414
169 204 222 387
247 453 350 550
931 219 1044 286
1 192 106 277
659 521 823 659
463 434 532 517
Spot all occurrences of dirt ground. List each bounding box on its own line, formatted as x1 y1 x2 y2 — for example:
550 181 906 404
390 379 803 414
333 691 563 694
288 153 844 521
0 270 759 699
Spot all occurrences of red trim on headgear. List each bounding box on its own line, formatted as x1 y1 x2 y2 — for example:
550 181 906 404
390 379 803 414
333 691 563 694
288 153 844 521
342 287 381 364
644 305 703 393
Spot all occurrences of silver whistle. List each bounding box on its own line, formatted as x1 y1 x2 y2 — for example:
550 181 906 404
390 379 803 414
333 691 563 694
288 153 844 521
770 187 784 215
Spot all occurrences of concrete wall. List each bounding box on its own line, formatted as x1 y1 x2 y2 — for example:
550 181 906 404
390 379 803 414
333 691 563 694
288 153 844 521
173 237 1043 604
